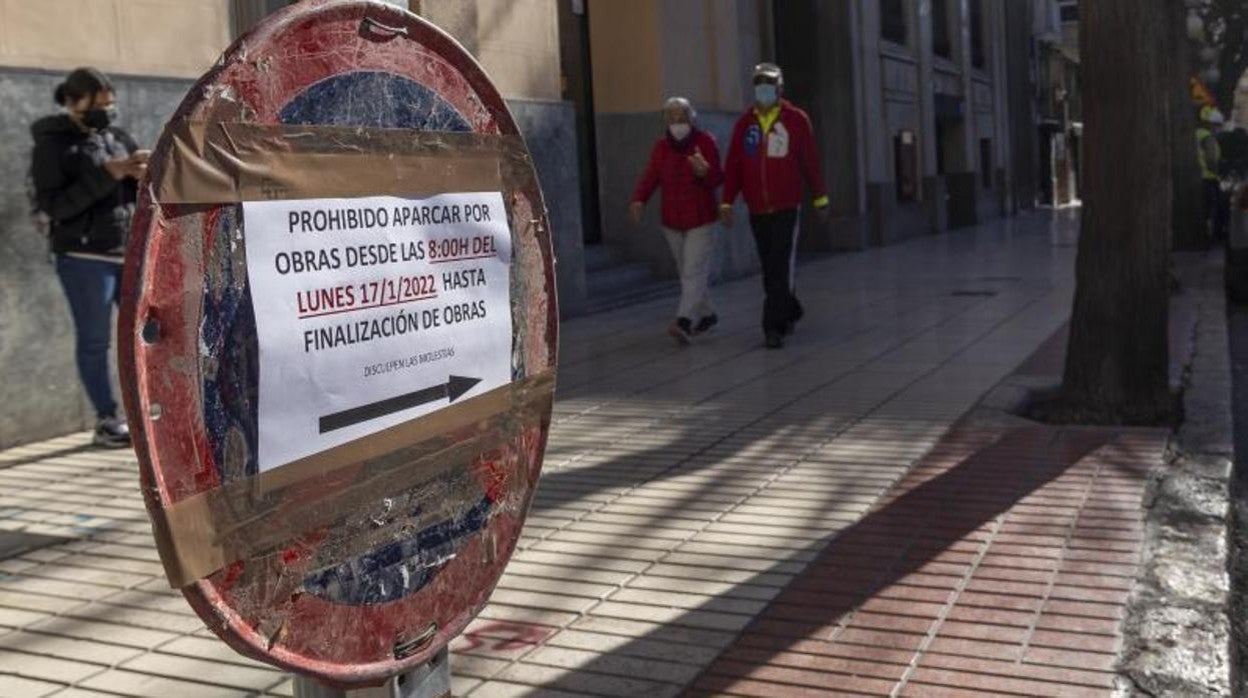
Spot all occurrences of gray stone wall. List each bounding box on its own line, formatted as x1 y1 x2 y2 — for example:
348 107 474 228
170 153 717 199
866 182 933 246
1004 0 1040 212
0 68 192 449
0 67 584 448
507 99 587 317
595 109 760 285
775 0 869 253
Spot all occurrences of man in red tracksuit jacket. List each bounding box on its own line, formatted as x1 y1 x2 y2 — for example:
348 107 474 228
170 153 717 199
721 62 830 349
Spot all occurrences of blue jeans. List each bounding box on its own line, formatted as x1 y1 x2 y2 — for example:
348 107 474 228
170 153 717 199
55 256 121 419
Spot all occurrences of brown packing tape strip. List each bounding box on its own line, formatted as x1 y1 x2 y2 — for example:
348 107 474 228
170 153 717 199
159 371 555 588
158 121 534 203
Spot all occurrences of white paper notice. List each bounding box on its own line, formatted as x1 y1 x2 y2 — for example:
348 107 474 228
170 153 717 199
243 192 513 472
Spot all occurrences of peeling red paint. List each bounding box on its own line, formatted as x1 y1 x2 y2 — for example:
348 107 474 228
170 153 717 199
118 0 557 687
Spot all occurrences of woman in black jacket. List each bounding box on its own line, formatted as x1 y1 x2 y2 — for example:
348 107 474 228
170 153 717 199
31 67 148 448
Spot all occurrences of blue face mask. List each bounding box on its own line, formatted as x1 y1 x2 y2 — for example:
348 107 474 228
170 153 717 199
754 84 778 108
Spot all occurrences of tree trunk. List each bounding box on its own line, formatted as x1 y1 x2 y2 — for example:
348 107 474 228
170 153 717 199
1061 0 1172 424
1171 0 1205 250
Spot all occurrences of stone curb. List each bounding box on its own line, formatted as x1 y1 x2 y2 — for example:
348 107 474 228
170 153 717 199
1119 251 1232 697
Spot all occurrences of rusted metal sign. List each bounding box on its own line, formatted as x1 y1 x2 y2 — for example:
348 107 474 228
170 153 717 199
118 0 557 686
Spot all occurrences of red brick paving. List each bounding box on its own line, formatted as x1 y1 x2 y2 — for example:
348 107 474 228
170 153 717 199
688 424 1164 697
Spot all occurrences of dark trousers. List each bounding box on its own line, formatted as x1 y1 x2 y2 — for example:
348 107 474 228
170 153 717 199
749 209 803 335
1205 179 1229 242
55 255 121 419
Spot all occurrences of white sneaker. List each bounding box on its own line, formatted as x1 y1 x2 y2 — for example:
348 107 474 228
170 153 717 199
93 417 131 449
668 319 692 346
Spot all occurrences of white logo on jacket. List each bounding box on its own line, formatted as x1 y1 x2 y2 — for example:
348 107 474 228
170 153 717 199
767 122 790 158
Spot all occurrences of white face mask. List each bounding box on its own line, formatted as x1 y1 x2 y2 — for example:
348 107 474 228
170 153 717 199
668 123 691 140
755 84 779 108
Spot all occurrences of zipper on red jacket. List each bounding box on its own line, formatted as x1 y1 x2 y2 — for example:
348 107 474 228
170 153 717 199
760 111 773 213
761 155 771 213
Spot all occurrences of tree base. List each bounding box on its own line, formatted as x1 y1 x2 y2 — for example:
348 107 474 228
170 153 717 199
1021 387 1182 428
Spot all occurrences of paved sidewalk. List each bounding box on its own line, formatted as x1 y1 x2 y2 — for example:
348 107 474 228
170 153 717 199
690 425 1160 697
0 210 1168 697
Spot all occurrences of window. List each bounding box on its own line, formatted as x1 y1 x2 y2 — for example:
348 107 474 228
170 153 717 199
931 0 952 59
881 0 907 45
895 130 919 202
970 0 985 69
980 138 993 188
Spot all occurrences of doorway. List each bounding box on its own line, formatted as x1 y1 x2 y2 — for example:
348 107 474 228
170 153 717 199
557 0 602 245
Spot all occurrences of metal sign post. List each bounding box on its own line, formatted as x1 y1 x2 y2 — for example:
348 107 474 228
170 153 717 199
292 648 450 698
119 0 557 691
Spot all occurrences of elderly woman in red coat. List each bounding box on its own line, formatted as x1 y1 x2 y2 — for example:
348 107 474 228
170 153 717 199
629 97 723 345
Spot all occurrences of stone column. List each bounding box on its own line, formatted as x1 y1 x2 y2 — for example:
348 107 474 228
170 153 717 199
917 0 948 232
989 0 1013 216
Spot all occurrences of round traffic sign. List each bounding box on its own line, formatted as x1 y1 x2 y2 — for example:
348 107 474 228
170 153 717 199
119 0 557 686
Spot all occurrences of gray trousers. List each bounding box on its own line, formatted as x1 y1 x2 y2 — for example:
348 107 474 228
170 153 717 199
663 224 716 321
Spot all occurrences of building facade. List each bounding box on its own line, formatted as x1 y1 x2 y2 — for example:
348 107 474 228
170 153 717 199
0 0 1055 448
0 0 578 447
1034 0 1082 205
578 0 1051 302
1 0 233 448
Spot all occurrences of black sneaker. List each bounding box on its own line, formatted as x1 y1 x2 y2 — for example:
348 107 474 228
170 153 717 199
93 416 131 449
784 304 804 336
693 314 719 335
669 318 693 346
765 332 784 349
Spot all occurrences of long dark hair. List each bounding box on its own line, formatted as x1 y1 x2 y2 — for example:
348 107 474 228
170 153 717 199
54 67 112 106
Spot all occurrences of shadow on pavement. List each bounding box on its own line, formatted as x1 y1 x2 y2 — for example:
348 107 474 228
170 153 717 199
0 442 96 471
517 416 1148 696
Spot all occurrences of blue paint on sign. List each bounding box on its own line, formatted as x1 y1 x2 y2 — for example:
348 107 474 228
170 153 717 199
303 496 494 605
279 71 473 132
202 206 260 482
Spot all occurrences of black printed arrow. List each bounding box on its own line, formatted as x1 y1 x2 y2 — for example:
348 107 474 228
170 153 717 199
318 375 483 434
